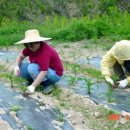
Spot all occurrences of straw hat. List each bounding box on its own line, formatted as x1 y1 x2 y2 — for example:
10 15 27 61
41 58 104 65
15 29 51 44
113 40 130 60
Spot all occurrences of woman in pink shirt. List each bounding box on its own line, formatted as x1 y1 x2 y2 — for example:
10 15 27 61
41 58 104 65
14 29 64 95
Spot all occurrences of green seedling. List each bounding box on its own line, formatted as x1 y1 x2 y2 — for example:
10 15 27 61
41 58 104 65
84 78 95 94
68 76 77 86
20 85 28 92
107 83 115 103
55 107 65 122
9 105 22 112
3 71 14 88
51 86 62 100
71 64 79 76
100 82 115 103
26 125 34 130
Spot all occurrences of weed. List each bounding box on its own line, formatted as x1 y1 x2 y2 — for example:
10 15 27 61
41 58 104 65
26 125 34 130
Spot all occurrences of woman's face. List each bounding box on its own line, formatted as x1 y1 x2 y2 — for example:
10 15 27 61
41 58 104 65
24 42 40 52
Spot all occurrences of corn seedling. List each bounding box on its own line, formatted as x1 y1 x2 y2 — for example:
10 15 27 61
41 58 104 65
55 107 65 122
71 64 79 76
26 125 34 130
20 85 28 92
3 71 14 88
84 78 95 94
99 82 115 103
107 83 115 103
9 105 22 112
68 76 77 86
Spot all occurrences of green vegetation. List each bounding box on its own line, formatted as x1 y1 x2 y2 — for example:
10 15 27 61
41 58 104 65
84 78 95 94
55 107 65 122
0 9 130 46
0 1 129 46
9 105 22 112
51 86 62 100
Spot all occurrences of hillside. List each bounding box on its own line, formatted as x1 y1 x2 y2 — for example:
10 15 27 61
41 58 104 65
0 0 130 23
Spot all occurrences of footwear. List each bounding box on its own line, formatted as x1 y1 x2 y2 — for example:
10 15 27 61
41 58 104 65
42 85 54 95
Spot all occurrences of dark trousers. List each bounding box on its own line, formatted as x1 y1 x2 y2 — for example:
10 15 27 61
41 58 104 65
113 62 126 80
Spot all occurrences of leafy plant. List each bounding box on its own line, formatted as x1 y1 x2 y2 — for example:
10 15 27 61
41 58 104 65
26 125 34 130
100 82 115 103
3 71 14 88
71 64 79 76
9 105 22 112
20 85 28 92
55 107 65 122
84 78 95 94
68 76 77 86
51 86 62 100
107 83 115 103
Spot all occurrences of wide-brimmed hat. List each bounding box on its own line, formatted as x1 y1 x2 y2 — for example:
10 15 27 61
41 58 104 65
113 40 130 60
15 29 51 44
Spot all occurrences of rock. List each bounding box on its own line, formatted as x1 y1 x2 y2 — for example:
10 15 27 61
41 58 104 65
119 118 127 124
0 118 13 130
94 112 102 118
0 107 6 114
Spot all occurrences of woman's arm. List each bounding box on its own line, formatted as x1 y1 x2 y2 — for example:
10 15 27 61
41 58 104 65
32 71 47 88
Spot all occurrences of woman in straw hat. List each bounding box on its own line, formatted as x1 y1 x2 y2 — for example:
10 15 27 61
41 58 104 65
14 29 64 95
101 40 130 88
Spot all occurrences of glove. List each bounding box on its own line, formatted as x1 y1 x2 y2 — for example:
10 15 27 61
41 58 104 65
105 77 114 86
118 79 128 88
14 66 20 77
24 85 35 95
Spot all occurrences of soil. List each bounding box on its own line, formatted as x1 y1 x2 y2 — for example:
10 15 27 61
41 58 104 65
0 40 130 130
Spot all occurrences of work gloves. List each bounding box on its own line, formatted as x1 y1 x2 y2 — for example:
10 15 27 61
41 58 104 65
105 77 114 86
14 66 20 77
118 79 128 88
105 77 128 88
24 85 35 95
14 66 35 95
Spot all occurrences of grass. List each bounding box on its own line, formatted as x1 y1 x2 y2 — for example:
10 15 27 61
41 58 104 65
57 89 130 130
51 86 62 100
0 29 130 129
1 10 130 47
